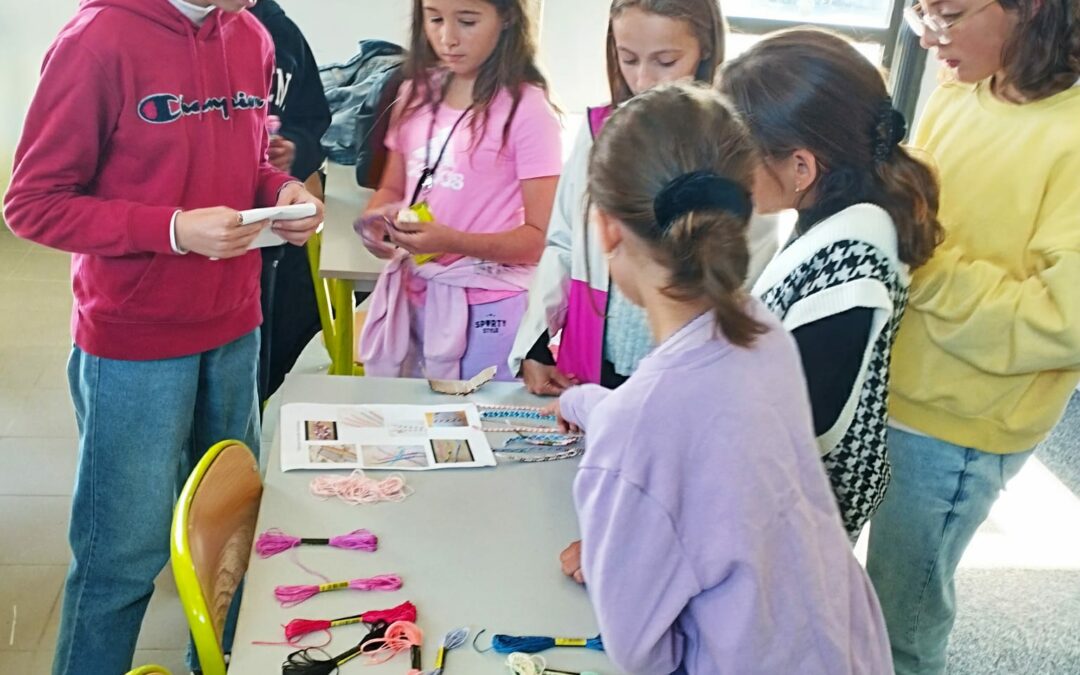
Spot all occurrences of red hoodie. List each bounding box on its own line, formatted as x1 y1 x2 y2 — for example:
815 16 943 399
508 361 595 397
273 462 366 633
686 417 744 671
3 0 294 360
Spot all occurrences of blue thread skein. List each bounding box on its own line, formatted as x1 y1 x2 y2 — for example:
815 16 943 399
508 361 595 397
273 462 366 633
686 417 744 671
491 634 604 654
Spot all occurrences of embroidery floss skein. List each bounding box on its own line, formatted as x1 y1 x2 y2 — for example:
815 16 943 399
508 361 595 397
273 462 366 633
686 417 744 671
421 626 469 675
274 574 403 608
505 652 600 675
256 528 378 557
361 620 424 665
282 601 418 644
281 643 364 675
281 620 392 675
309 470 412 505
475 629 604 654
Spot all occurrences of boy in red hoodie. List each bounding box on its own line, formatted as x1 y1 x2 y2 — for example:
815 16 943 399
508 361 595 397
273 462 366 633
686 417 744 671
2 0 323 672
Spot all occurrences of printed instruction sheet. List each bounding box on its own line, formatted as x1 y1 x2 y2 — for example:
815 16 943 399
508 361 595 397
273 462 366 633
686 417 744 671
279 402 495 472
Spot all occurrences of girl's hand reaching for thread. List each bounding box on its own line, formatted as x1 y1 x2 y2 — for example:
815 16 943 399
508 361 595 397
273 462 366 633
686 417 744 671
540 400 580 434
522 360 578 396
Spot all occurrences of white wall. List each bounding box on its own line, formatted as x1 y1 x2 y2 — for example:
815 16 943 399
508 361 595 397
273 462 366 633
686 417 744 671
0 0 79 194
0 1 941 198
274 0 411 63
276 0 609 113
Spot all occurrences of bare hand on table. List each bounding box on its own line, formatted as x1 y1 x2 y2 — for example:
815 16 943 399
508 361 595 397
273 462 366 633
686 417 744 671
560 540 585 585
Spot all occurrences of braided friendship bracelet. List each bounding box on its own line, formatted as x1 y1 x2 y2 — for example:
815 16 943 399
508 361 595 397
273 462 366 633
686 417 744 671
494 447 584 463
477 405 557 422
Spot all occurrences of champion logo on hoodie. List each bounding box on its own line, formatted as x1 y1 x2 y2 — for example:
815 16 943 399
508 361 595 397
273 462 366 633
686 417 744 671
137 90 268 124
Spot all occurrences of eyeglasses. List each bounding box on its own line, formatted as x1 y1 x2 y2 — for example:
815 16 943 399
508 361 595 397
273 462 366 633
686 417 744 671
903 0 998 45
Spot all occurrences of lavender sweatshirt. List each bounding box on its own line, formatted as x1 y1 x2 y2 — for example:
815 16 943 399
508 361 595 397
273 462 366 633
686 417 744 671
560 308 892 675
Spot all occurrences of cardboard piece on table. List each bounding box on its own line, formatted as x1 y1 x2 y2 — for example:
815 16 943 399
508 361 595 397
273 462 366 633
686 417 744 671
427 365 498 396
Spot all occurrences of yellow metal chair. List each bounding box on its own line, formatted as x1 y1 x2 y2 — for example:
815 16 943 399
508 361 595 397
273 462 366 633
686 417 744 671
171 440 263 675
304 171 364 376
125 667 172 675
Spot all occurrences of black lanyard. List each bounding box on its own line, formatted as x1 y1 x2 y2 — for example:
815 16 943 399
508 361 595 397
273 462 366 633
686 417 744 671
410 100 473 206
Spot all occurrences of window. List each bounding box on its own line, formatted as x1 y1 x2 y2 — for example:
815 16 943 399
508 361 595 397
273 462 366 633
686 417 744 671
724 0 927 123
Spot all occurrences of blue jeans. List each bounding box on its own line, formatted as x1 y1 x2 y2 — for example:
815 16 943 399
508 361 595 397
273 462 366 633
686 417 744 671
52 331 260 675
865 428 1031 675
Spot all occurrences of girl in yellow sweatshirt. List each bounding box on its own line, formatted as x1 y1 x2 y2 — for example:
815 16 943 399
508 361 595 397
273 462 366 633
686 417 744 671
866 1 1080 673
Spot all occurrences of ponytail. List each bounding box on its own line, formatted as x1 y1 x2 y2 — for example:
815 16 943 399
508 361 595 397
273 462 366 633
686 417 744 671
587 83 766 347
873 147 943 268
719 28 943 269
662 210 766 347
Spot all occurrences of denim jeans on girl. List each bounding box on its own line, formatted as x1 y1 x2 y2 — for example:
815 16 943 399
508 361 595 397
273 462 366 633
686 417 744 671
52 331 260 675
865 427 1032 675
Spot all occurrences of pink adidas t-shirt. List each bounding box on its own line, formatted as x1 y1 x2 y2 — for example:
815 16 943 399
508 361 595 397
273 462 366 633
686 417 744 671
386 80 562 304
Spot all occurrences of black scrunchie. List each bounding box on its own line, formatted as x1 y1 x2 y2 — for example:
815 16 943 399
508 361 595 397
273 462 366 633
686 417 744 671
873 99 908 162
653 170 753 231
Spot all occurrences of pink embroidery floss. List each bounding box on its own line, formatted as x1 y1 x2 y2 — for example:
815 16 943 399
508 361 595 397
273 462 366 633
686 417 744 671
274 574 404 608
256 528 378 558
362 620 424 665
309 470 412 505
282 601 418 644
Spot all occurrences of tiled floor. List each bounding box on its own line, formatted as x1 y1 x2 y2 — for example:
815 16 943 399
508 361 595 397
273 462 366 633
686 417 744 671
0 226 334 674
1 223 1078 674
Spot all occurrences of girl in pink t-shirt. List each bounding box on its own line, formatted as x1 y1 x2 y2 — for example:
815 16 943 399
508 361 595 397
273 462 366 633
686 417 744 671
356 0 562 381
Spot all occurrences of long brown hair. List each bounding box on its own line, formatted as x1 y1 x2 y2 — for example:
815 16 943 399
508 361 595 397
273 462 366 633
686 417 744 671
718 29 943 268
606 0 727 105
587 83 766 347
997 0 1080 101
403 0 552 148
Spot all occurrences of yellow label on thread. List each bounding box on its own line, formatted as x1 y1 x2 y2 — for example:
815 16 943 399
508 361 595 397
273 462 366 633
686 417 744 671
555 637 588 647
434 647 446 668
338 650 362 666
318 581 349 592
408 202 441 265
410 202 434 222
330 617 362 628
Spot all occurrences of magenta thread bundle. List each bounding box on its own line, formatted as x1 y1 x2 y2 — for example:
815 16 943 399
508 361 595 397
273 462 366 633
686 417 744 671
256 528 378 557
274 574 404 608
254 527 404 607
281 619 423 674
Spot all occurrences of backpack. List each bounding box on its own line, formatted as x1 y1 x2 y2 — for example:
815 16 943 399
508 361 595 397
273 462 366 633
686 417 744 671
354 66 405 189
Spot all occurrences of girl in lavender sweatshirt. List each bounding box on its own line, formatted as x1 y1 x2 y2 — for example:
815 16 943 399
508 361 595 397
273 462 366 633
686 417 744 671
551 83 892 675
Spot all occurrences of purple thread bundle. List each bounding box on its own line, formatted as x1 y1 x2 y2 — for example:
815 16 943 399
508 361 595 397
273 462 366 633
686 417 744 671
274 574 404 607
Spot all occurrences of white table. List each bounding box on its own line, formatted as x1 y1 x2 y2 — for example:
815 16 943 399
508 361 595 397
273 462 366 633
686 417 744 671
318 163 384 374
320 163 383 289
229 374 618 674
